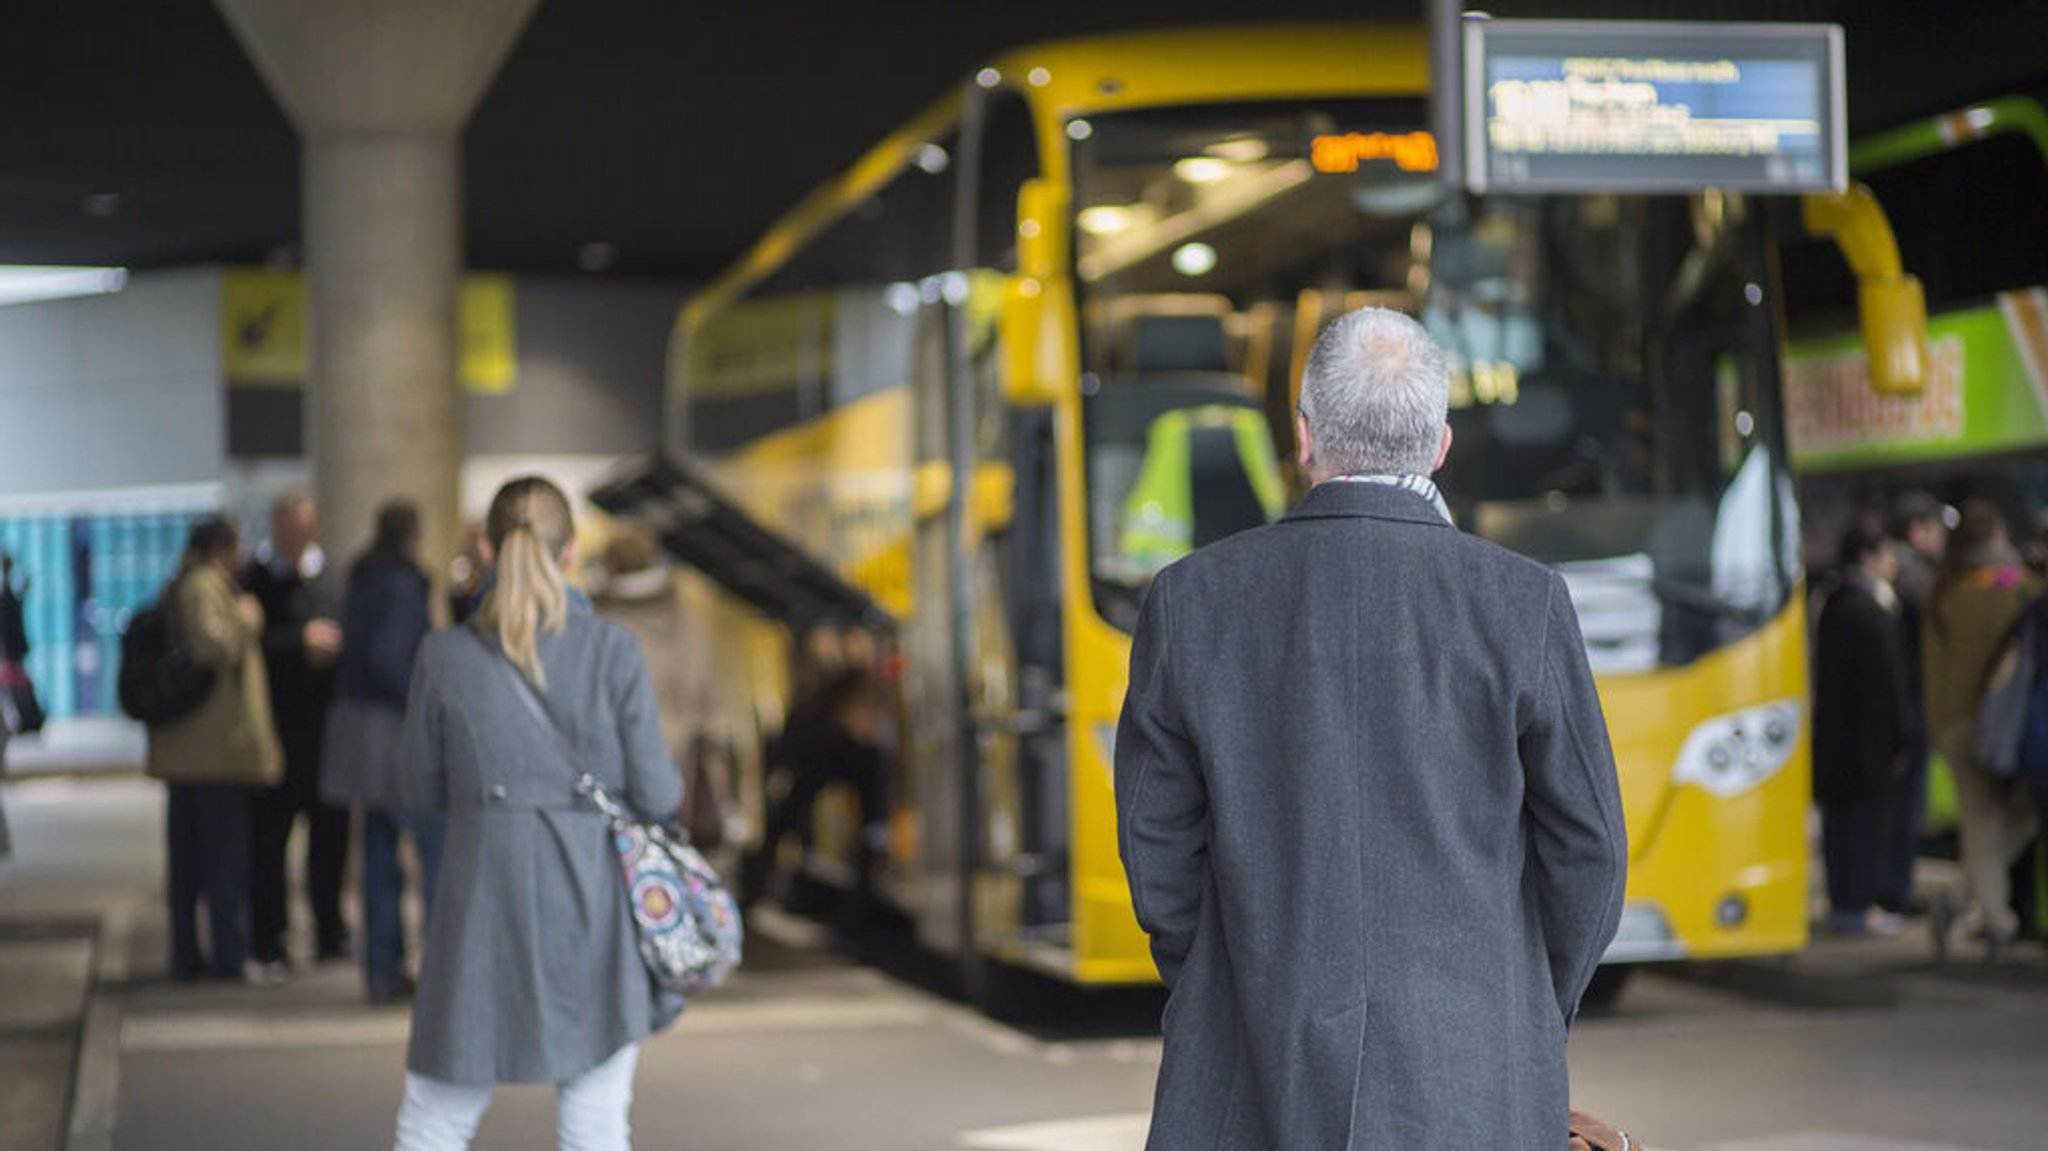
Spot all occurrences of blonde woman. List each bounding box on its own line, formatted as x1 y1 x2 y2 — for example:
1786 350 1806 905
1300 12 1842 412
396 477 682 1151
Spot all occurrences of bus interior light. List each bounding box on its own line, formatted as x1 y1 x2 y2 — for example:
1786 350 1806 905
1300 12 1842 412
976 67 1002 89
1028 67 1052 88
1672 700 1803 798
1206 137 1270 163
1067 119 1094 141
915 144 951 174
1078 205 1137 236
1171 243 1218 277
1173 157 1234 185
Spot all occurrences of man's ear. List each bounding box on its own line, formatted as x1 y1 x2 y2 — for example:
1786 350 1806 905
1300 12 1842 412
1295 412 1316 474
1431 424 1453 473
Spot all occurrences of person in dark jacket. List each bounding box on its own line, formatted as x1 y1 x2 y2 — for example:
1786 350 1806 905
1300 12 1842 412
1814 517 1916 935
243 489 350 980
1116 308 1626 1151
322 502 442 1003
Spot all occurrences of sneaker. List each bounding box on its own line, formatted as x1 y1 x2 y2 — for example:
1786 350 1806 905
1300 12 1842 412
1864 910 1905 937
242 959 290 988
1986 929 2017 965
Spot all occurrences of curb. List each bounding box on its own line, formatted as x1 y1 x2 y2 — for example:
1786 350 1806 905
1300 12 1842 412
62 910 129 1151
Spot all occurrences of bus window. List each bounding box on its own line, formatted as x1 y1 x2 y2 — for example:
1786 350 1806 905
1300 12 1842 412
678 134 957 455
1071 100 1798 663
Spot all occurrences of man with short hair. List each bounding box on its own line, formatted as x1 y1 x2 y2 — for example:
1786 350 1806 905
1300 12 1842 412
1116 307 1627 1150
243 490 349 981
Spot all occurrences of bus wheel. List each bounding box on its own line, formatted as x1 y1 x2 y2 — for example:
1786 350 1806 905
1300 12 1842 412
1581 965 1634 1014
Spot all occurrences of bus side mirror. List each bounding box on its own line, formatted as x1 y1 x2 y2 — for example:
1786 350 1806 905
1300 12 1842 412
1002 178 1076 407
1802 183 1930 396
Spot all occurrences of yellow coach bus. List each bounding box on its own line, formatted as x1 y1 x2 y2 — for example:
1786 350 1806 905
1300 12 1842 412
663 23 1883 990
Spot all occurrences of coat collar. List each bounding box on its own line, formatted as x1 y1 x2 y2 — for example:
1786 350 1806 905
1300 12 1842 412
1283 478 1456 529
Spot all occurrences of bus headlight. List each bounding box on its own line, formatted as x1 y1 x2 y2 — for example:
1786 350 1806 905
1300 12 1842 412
1671 700 1802 797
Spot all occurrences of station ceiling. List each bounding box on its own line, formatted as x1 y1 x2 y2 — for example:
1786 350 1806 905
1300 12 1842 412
4 0 2044 280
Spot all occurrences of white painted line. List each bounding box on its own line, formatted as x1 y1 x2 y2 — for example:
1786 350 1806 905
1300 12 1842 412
958 1113 1151 1151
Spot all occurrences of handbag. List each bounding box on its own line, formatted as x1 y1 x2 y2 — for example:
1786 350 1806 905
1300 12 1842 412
1569 1111 1636 1151
480 633 742 996
0 661 43 736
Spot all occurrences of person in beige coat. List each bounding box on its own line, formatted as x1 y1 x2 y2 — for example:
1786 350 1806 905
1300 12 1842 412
1922 499 2041 961
591 525 732 847
145 517 283 983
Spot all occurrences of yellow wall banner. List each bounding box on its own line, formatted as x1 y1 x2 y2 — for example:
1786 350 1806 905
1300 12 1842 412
221 267 518 393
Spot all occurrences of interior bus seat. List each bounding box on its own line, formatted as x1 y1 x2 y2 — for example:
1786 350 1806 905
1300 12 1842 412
1128 313 1232 375
1188 425 1270 548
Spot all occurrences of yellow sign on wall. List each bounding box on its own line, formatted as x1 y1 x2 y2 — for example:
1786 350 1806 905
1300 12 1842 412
221 267 518 394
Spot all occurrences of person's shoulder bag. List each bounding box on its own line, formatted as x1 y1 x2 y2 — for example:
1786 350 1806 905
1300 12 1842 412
476 631 742 996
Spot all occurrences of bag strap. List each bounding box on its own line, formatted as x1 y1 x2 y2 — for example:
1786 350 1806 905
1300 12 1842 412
467 628 591 787
466 628 658 831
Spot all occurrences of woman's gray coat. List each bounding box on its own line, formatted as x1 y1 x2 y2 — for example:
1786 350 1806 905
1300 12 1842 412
1116 481 1628 1150
401 597 685 1085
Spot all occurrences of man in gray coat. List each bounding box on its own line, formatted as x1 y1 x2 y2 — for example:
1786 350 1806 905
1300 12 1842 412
1115 307 1628 1150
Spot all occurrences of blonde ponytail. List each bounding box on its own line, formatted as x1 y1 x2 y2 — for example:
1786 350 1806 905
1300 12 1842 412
473 477 575 690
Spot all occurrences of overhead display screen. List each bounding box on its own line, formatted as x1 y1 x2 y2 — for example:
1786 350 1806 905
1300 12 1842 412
1465 20 1845 194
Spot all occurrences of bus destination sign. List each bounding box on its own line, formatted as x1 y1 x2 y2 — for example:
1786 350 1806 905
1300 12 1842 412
1464 20 1845 194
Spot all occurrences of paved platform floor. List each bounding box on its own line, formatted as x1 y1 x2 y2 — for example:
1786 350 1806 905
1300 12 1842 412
5 774 2048 1151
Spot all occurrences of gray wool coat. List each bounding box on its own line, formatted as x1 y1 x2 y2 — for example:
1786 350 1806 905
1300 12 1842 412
1115 481 1628 1151
401 597 685 1085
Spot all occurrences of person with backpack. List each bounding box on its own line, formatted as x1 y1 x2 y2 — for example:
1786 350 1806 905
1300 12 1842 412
144 517 284 983
1923 499 2041 962
321 501 442 1005
394 476 683 1151
1812 518 1916 936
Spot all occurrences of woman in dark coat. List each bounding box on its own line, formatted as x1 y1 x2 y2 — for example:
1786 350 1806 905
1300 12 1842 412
1812 517 1915 935
322 501 440 1003
395 477 682 1151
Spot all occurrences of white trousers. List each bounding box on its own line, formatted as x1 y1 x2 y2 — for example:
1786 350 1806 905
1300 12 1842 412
394 1042 641 1151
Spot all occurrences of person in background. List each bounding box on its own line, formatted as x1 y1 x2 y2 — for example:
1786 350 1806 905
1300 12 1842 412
590 524 732 854
744 623 887 944
0 552 27 862
1881 491 1948 915
395 477 682 1151
448 522 489 625
322 502 443 1005
1923 499 2040 962
1813 517 1915 936
146 518 283 983
243 489 350 982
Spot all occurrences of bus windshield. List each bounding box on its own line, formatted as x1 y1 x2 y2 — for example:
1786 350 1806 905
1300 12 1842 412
1072 100 1800 671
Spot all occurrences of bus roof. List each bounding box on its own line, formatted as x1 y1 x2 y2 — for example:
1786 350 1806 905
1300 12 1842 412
678 22 1429 331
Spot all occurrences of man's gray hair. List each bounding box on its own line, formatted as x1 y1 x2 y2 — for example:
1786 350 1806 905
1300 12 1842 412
1298 307 1450 477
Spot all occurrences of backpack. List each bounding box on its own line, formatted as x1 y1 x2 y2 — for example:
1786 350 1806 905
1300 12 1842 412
1976 597 2048 781
117 592 216 726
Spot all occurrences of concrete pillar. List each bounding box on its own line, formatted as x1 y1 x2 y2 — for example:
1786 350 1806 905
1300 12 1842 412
214 0 537 590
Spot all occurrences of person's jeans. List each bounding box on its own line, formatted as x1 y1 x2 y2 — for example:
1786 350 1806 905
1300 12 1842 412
393 1042 640 1151
166 782 252 979
250 760 351 962
361 807 446 994
1878 737 1930 912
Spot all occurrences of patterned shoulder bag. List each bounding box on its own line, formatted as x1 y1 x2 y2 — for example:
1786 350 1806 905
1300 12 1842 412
478 632 742 996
